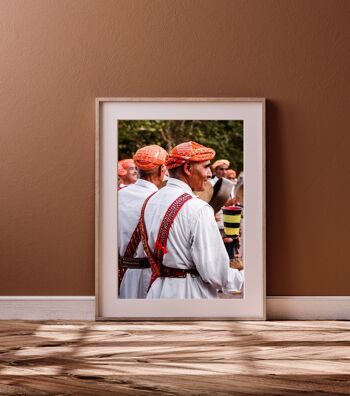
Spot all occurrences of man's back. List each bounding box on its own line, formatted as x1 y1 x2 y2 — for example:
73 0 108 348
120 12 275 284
143 178 244 299
118 179 157 298
118 179 157 255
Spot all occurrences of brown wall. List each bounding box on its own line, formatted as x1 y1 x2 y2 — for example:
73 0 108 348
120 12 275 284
1 0 349 296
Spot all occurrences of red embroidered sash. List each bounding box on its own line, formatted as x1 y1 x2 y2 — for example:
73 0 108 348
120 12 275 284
118 192 156 288
140 192 193 291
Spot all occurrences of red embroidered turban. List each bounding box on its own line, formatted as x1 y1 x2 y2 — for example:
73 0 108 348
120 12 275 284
212 159 230 169
133 145 167 170
166 141 215 170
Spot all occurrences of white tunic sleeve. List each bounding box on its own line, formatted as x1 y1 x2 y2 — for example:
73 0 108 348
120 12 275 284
190 205 244 291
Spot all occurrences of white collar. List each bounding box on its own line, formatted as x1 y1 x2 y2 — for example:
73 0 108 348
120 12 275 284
135 178 158 191
166 178 195 196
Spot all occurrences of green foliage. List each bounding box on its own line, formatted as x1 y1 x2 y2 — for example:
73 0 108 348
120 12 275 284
118 120 243 172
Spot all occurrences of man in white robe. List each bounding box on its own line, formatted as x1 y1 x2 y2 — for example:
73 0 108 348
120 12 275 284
118 145 167 298
142 141 244 299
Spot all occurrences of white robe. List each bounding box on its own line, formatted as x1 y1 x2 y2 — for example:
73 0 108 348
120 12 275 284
118 179 156 298
143 178 244 299
209 176 219 186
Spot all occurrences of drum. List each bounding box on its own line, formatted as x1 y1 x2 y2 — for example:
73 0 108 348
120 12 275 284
208 178 234 214
222 205 242 236
222 205 243 258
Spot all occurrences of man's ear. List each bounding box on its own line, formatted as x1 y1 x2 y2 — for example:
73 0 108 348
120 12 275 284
183 162 191 176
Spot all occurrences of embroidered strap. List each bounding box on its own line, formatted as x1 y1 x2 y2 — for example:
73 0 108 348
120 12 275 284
154 193 193 261
118 222 141 287
118 192 156 288
140 192 193 291
140 194 159 287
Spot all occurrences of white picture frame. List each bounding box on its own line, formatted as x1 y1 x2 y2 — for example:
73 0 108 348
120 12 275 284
96 98 265 320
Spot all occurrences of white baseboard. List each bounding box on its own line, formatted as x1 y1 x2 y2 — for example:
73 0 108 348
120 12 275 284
0 296 349 320
0 296 95 320
267 296 350 320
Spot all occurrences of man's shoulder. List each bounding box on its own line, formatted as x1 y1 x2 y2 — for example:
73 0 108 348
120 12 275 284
118 183 136 197
119 183 155 200
175 197 214 228
182 195 212 214
149 186 212 213
165 191 208 211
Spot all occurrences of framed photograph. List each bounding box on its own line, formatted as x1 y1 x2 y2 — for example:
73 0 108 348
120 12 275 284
96 98 265 319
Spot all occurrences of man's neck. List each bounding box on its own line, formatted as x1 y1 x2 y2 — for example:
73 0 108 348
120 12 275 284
171 175 192 190
141 176 159 188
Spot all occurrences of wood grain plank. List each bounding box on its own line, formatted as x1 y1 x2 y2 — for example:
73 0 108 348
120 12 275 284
0 321 349 395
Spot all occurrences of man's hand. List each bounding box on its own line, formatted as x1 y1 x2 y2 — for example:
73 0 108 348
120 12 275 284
223 236 240 248
230 257 244 270
225 198 236 206
215 212 222 222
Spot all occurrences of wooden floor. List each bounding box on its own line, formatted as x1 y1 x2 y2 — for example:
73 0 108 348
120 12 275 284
0 321 349 395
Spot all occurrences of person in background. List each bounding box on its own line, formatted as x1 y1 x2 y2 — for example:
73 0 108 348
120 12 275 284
119 159 138 187
210 159 230 185
220 180 245 296
226 169 237 185
224 169 238 206
140 141 244 299
118 145 167 299
117 162 127 190
233 180 244 269
234 180 244 207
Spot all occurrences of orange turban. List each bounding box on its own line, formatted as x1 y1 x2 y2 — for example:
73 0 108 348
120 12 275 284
133 145 167 170
118 167 127 177
166 141 215 170
226 169 236 178
118 160 128 176
119 159 135 170
212 159 230 169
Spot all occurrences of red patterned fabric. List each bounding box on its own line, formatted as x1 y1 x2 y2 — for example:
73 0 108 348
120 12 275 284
140 193 193 291
166 141 215 169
